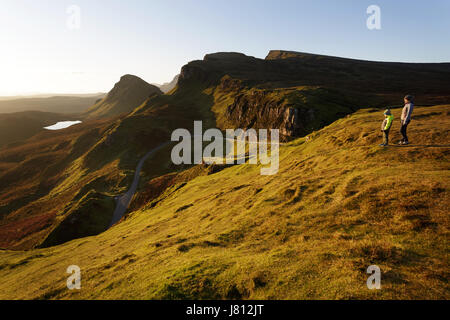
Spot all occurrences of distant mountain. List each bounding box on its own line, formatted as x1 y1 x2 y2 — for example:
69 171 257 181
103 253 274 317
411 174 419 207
153 75 179 93
0 93 105 101
85 75 162 119
0 95 105 114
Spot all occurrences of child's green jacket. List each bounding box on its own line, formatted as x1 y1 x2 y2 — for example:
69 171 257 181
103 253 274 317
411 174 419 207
381 115 394 131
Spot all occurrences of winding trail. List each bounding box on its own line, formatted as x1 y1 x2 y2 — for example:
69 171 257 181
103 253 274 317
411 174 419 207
109 142 170 227
109 134 281 227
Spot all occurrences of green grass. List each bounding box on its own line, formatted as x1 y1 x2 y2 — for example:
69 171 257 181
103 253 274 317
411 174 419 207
39 191 115 248
0 105 448 299
0 79 217 250
3 51 450 252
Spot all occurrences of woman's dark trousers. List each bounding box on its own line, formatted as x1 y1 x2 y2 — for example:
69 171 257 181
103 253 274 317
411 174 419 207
400 121 409 143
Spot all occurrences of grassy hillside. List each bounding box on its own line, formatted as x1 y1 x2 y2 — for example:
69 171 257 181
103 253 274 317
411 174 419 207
0 111 77 148
0 81 215 250
0 116 124 249
0 105 448 299
1 50 449 255
85 75 162 119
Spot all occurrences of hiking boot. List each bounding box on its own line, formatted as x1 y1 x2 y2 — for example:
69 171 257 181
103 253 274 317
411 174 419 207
398 140 404 145
379 143 387 147
403 141 409 145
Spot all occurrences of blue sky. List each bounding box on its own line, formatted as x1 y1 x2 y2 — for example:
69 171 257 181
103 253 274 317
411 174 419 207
1 0 449 95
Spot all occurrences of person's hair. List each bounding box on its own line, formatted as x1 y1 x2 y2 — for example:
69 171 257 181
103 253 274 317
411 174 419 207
404 94 414 103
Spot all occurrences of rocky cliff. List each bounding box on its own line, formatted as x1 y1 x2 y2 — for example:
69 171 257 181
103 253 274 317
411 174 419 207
175 51 450 140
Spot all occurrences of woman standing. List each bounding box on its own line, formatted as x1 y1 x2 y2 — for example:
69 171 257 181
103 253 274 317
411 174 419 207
399 95 414 145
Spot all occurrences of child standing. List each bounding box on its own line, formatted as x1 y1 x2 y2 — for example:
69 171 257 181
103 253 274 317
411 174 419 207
380 109 394 146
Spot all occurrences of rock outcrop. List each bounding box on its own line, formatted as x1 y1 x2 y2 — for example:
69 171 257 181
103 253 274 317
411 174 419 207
224 90 310 140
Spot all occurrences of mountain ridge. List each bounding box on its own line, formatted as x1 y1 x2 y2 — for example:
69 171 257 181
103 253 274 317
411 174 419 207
84 74 162 119
153 75 180 93
265 49 450 64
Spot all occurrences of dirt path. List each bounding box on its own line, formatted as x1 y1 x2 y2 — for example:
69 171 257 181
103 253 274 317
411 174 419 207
109 143 170 227
109 135 281 227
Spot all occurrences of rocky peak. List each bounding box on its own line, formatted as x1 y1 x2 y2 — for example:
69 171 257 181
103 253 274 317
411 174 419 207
265 50 315 60
204 52 250 61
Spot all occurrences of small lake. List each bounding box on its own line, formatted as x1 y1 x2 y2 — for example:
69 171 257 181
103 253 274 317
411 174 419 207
44 121 82 130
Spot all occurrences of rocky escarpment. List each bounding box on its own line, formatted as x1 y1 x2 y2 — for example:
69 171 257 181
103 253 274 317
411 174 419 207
176 51 450 142
178 52 264 87
224 91 304 139
178 63 209 85
223 87 359 140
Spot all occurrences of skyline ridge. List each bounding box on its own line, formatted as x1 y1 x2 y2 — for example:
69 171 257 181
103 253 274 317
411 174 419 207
3 49 450 97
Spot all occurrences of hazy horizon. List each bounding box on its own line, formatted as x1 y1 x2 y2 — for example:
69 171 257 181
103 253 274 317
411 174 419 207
0 92 105 99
